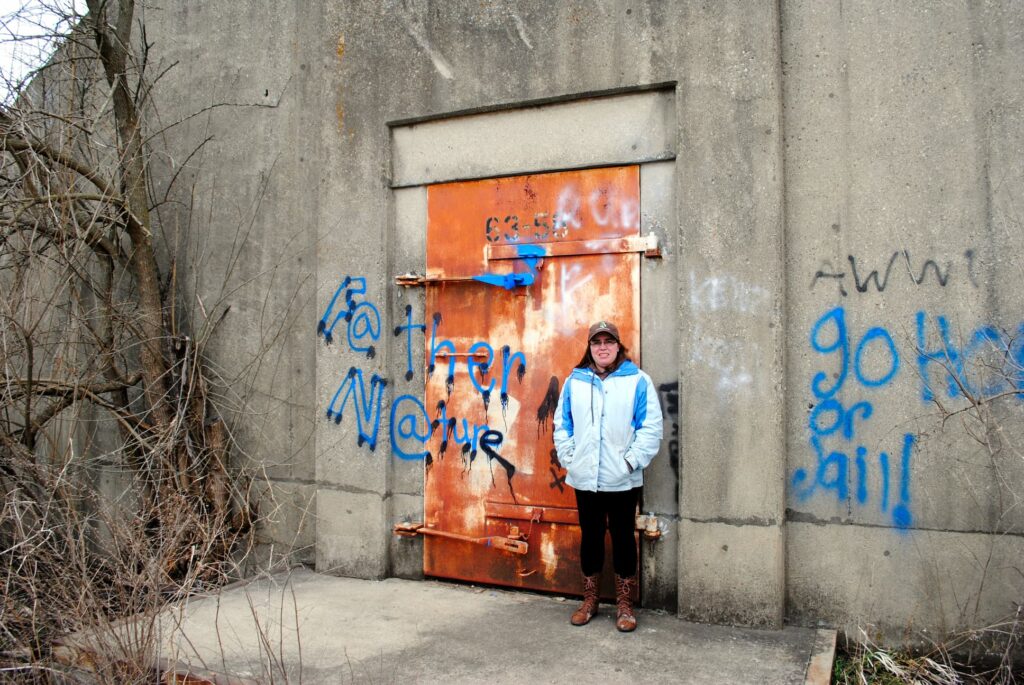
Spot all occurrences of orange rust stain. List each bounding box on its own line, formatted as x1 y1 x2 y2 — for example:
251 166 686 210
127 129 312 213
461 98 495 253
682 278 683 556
336 35 345 134
422 167 641 595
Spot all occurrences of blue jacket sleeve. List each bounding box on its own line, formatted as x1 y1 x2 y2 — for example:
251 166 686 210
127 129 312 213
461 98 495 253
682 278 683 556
624 373 663 472
552 378 575 468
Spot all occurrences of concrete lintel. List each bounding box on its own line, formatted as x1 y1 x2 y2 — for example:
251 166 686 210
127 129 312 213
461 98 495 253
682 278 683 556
390 90 676 187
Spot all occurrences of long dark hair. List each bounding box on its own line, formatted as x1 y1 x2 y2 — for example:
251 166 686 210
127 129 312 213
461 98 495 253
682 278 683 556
574 341 631 371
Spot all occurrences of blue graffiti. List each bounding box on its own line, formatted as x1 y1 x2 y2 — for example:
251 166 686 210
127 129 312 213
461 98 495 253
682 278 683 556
793 425 915 530
432 400 493 461
467 342 495 410
798 306 913 530
428 312 456 388
472 244 545 289
392 315 526 461
390 394 432 460
810 307 899 399
916 312 1024 401
327 367 388 451
394 304 426 381
319 277 528 466
499 345 527 412
318 277 381 356
796 306 1024 532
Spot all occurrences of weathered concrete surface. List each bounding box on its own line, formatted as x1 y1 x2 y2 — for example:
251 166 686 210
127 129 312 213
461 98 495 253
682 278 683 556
137 0 1024 649
143 0 321 566
673 1 787 629
158 569 826 684
781 0 1024 643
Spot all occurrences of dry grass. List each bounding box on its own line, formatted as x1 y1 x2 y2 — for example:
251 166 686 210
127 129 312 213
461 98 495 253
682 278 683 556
834 617 1022 685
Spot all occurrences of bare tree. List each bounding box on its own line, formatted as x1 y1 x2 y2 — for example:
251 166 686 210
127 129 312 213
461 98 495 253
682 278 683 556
0 1 263 680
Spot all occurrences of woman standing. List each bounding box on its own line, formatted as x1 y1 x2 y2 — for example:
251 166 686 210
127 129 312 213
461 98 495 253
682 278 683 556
553 321 664 632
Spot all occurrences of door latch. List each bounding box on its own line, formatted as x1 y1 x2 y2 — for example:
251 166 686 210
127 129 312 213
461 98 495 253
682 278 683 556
394 521 529 555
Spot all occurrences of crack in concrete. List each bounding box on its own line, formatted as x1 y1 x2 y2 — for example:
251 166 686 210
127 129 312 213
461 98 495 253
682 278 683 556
785 509 1024 538
682 515 779 527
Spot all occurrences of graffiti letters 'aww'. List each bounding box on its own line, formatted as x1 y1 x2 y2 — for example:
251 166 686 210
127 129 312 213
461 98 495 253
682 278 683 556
811 249 979 297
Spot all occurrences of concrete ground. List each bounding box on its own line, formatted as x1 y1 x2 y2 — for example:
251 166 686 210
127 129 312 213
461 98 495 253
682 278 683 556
156 568 834 684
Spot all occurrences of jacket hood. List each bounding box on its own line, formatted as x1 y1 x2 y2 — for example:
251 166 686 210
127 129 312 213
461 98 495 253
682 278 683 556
568 359 639 383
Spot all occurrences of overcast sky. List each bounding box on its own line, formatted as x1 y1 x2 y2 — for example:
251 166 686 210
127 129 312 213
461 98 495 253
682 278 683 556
0 0 86 103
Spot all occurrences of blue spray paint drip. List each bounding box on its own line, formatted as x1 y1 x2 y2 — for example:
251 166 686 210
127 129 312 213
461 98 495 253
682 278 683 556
472 244 545 289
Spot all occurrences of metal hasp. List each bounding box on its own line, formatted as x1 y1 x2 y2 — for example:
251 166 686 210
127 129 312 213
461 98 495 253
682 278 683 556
394 522 528 555
395 233 660 287
484 234 660 261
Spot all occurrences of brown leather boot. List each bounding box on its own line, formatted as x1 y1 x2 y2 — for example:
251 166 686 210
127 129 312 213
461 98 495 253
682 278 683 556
570 574 600 626
615 574 637 632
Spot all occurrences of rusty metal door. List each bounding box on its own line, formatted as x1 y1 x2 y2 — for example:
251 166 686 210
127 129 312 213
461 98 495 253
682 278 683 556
421 166 643 594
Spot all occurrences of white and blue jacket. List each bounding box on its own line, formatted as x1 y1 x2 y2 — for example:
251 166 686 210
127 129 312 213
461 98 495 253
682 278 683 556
553 360 664 492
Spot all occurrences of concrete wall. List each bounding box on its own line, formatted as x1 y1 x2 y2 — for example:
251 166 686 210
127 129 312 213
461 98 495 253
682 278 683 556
782 0 1024 644
144 1 321 567
141 0 1024 647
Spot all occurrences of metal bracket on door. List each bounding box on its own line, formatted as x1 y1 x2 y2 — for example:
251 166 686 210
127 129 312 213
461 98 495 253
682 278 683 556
393 522 529 555
394 233 661 287
635 513 664 540
485 234 661 261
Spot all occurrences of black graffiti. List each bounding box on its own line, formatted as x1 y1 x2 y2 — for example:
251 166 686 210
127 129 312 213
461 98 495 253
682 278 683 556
548 467 567 493
535 376 560 433
548 447 566 492
480 429 517 503
811 249 978 297
427 312 444 376
498 344 526 418
430 400 447 458
657 381 679 481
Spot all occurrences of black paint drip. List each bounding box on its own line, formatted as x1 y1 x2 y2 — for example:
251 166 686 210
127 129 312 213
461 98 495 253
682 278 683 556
438 417 457 460
477 363 491 413
427 312 443 376
480 429 517 503
536 375 560 433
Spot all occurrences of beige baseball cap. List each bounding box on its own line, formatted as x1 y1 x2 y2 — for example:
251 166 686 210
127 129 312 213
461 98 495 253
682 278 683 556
588 320 620 343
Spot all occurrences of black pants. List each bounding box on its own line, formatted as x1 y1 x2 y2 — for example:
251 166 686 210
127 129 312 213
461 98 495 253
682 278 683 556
575 487 641 577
